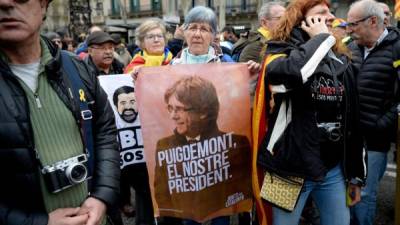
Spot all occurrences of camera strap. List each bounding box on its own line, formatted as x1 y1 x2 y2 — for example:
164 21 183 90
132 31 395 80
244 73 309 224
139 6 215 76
60 51 94 178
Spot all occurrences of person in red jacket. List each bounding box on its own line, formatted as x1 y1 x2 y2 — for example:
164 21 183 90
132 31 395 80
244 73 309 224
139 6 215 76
124 18 173 75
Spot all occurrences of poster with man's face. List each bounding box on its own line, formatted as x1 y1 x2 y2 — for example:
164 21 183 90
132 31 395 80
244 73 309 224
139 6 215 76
135 64 253 222
98 75 145 169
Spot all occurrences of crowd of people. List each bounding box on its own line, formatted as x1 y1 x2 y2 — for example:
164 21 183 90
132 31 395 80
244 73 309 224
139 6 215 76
0 0 398 225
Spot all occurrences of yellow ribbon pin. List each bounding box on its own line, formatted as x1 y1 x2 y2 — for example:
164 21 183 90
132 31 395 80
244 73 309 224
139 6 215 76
79 89 86 102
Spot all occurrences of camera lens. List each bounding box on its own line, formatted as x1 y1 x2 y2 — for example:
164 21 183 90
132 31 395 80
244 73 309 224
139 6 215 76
67 164 88 184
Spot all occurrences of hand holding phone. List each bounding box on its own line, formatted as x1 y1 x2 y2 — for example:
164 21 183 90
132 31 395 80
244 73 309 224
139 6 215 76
301 16 330 38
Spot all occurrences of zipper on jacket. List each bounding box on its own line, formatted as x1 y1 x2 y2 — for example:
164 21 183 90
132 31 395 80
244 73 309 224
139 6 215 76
34 93 42 108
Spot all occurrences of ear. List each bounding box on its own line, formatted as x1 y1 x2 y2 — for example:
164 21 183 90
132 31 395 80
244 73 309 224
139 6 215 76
370 16 378 27
260 18 268 28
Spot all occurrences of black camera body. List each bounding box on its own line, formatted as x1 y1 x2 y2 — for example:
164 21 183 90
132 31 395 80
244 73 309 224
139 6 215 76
42 154 89 193
317 122 343 142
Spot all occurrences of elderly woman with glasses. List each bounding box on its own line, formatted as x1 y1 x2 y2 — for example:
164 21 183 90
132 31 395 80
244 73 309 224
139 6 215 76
124 18 173 75
171 6 260 73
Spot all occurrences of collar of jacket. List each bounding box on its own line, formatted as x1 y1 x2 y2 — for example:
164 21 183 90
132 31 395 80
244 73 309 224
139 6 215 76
0 36 62 80
173 43 224 64
41 36 63 81
356 26 400 50
257 27 271 39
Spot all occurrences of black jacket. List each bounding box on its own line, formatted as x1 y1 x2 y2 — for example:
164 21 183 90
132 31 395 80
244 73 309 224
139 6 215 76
154 123 252 220
257 28 366 183
350 28 400 151
0 39 120 225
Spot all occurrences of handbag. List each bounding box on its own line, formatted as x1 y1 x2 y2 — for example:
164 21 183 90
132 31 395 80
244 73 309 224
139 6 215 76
260 171 304 212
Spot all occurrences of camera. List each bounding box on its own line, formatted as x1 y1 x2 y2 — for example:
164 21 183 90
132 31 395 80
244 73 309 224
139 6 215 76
42 154 89 193
317 122 343 142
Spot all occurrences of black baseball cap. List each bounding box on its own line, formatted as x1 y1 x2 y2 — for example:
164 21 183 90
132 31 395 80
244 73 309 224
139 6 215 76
87 31 117 46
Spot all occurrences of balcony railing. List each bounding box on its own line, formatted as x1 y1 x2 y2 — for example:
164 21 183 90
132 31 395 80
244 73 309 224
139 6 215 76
128 3 162 17
108 3 162 19
231 3 257 13
214 3 257 16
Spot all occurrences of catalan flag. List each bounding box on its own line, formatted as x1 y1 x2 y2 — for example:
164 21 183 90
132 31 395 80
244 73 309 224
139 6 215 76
395 0 400 20
251 53 286 225
252 56 271 225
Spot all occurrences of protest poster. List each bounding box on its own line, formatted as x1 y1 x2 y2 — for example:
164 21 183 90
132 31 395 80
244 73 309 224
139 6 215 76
98 75 145 169
135 63 253 222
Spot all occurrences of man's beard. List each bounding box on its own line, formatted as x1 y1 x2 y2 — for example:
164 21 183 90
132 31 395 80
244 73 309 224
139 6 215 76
120 109 138 123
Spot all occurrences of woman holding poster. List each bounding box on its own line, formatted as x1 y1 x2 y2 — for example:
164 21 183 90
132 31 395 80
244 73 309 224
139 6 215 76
255 0 366 225
163 5 260 225
124 18 173 75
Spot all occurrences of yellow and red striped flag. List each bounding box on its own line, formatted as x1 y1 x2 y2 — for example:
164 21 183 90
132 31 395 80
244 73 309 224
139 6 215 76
251 53 286 225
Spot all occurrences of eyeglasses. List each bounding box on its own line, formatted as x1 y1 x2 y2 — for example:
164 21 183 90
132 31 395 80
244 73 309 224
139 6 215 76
144 34 164 41
347 16 372 28
186 25 212 35
90 46 114 51
167 105 194 114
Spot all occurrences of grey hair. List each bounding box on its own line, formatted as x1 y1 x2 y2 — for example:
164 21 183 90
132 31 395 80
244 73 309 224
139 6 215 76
350 0 385 27
258 1 285 22
184 6 217 35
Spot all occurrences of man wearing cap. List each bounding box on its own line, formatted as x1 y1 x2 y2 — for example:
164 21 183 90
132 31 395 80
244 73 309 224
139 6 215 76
86 31 124 75
0 0 120 225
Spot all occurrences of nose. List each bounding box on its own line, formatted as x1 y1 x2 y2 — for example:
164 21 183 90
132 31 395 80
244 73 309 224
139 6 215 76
327 12 335 20
170 110 180 120
192 29 202 36
0 0 14 8
126 102 134 109
328 12 335 20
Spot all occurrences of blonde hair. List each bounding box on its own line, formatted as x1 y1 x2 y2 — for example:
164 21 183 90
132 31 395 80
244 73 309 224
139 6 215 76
135 18 167 49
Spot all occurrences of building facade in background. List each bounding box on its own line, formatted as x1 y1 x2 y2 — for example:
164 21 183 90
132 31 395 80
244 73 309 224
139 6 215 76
43 0 394 42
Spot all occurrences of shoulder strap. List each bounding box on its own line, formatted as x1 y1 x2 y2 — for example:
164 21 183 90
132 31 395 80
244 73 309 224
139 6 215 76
60 51 94 178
